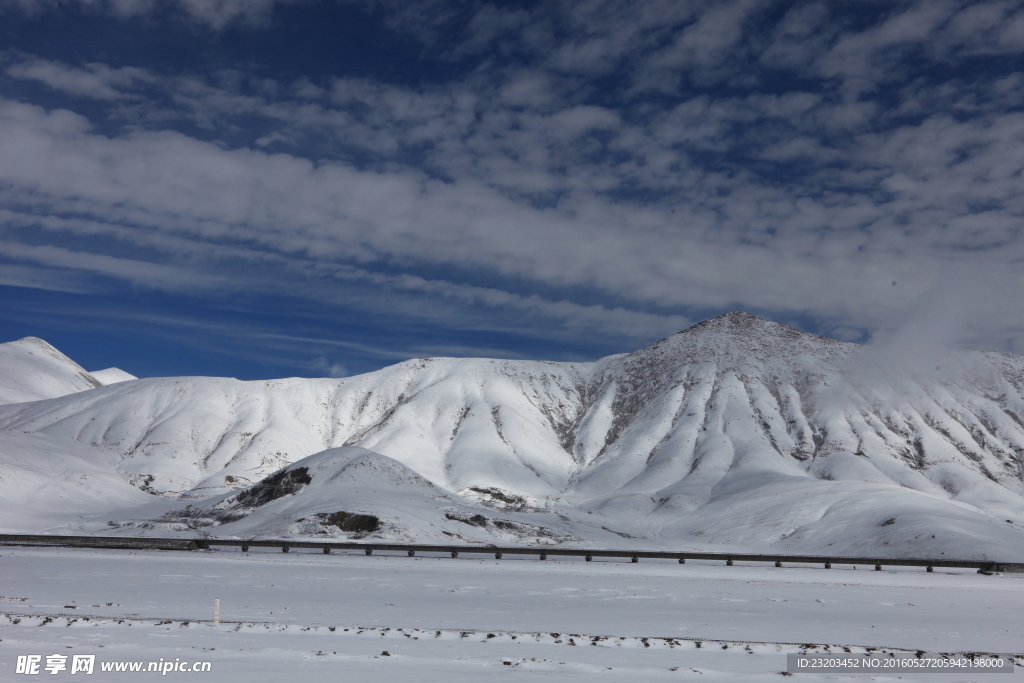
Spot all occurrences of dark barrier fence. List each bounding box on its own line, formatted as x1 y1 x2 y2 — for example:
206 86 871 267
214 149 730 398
0 533 1021 572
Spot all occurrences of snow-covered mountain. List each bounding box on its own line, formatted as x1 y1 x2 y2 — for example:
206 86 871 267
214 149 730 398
2 313 1023 558
89 367 137 386
0 337 104 405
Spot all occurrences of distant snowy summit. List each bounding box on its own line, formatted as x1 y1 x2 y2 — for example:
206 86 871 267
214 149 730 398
89 367 137 386
0 336 102 405
0 336 137 405
1 313 1022 560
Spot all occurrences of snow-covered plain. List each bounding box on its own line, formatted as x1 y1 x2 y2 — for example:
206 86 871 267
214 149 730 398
1 312 1024 559
1 545 1020 682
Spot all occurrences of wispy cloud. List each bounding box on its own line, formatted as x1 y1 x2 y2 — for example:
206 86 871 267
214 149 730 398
0 0 298 28
6 56 154 99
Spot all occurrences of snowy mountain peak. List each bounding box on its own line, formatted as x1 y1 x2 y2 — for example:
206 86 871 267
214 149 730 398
0 336 102 405
688 309 765 328
13 336 70 358
624 311 851 372
681 310 796 338
677 311 841 350
90 368 138 386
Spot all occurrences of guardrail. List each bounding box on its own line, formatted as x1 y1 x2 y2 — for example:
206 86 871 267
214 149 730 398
1 533 1020 573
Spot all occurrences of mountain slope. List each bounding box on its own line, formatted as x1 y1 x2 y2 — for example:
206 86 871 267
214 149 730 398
0 357 588 497
1 313 1023 557
0 430 156 533
572 313 1024 510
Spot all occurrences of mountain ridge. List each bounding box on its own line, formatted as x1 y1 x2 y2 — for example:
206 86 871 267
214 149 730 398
1 313 1023 558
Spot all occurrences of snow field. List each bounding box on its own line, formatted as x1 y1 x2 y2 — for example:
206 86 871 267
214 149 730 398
1 547 1021 681
8 615 999 683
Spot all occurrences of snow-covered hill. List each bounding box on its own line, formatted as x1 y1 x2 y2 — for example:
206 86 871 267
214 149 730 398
108 446 612 546
0 337 101 405
1 313 1023 558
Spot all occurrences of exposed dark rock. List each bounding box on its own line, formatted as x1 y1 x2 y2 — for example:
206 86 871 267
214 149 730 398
316 511 380 533
469 486 530 510
236 467 311 508
128 474 157 494
446 513 488 526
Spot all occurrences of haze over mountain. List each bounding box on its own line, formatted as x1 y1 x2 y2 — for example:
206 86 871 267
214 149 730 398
1 313 1023 559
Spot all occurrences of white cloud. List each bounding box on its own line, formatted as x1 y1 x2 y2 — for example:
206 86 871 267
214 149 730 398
2 88 1021 354
544 105 621 137
2 1 1024 356
500 73 554 107
0 0 296 28
6 57 154 99
0 240 229 292
649 0 766 71
817 1 959 81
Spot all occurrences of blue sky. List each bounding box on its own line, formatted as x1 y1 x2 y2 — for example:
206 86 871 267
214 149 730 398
1 0 1023 379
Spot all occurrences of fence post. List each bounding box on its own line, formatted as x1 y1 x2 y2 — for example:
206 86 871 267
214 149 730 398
214 598 219 626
